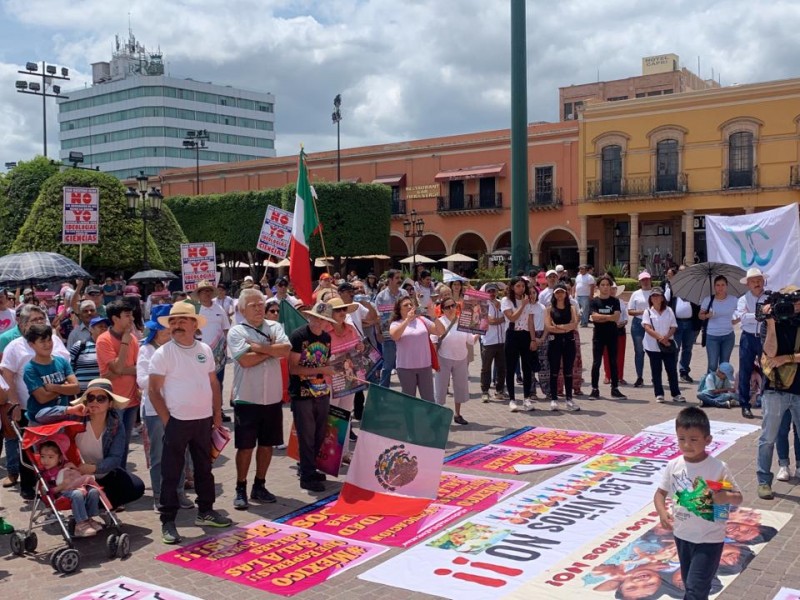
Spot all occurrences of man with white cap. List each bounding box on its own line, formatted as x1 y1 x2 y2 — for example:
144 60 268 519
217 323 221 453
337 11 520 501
734 267 767 419
539 270 559 307
627 271 654 387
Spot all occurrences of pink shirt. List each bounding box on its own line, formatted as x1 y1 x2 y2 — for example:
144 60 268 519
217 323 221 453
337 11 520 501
390 317 432 369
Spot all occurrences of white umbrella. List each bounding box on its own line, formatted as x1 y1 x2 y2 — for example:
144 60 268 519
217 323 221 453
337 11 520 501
275 258 291 267
352 254 391 260
443 268 469 283
399 254 437 264
218 261 250 269
314 258 333 267
439 253 477 263
262 259 281 268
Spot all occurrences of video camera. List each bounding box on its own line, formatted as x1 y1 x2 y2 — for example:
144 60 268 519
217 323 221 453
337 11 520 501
755 289 800 324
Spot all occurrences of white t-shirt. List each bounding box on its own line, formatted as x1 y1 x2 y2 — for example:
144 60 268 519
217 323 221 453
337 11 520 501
148 340 215 420
346 304 370 337
199 303 230 348
436 315 475 361
0 308 15 335
641 307 678 352
539 287 555 307
215 296 235 318
529 302 545 332
0 336 69 409
500 297 534 332
574 273 595 297
628 289 653 318
658 454 737 544
75 427 104 466
136 342 158 417
481 301 505 346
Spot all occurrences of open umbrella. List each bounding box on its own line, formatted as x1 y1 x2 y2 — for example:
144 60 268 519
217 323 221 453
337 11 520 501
399 254 437 264
669 262 747 305
439 253 477 263
0 252 91 286
129 269 178 283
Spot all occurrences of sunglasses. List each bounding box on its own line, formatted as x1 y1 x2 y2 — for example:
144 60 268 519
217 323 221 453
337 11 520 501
86 394 109 404
267 308 279 314
443 304 456 309
87 291 101 296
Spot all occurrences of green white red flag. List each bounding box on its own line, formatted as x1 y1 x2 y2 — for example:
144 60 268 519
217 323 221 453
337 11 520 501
330 385 452 516
289 149 320 305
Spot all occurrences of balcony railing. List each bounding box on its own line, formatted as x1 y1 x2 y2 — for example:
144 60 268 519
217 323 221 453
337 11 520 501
391 198 407 216
791 165 800 187
529 187 563 210
586 174 688 200
437 192 503 213
722 167 758 190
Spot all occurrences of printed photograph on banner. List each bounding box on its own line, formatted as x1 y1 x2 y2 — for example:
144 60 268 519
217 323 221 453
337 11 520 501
445 444 583 475
329 337 382 399
287 405 351 477
436 472 528 511
61 576 203 600
509 506 791 599
359 454 668 600
62 186 99 245
277 496 468 548
643 419 760 442
180 242 217 291
458 289 491 335
157 520 386 597
495 426 627 455
611 432 731 461
257 205 293 258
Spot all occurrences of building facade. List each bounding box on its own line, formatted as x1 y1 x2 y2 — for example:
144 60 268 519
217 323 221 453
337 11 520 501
57 32 276 180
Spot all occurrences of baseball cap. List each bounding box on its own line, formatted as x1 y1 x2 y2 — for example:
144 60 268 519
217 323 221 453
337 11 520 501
319 273 332 281
89 316 111 328
244 275 254 283
554 283 569 293
86 285 102 295
79 300 96 311
555 265 565 273
484 283 499 292
546 269 558 278
338 282 356 293
638 271 652 281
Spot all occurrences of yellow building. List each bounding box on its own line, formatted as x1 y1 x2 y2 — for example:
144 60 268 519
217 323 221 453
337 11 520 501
578 77 800 278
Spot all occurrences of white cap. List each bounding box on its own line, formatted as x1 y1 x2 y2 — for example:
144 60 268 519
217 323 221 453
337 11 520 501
244 275 254 282
555 265 565 273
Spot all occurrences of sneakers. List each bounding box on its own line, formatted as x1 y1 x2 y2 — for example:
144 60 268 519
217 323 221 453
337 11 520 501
634 378 644 388
195 510 233 528
777 466 791 482
680 373 694 383
610 388 626 399
509 400 521 412
162 521 182 544
757 483 774 500
742 407 754 419
673 395 686 403
723 400 732 409
178 494 195 509
74 521 99 538
565 399 580 412
550 400 558 411
522 399 535 412
589 389 600 399
300 478 326 492
481 393 490 403
656 396 666 403
495 390 509 400
251 485 277 503
233 486 249 510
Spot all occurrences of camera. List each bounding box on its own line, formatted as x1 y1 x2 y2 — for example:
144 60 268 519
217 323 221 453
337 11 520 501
756 289 800 324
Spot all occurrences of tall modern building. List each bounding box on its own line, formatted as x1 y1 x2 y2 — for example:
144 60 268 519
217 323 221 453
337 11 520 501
57 31 276 181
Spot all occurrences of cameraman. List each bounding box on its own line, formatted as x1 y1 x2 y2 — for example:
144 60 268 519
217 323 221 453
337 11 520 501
735 268 767 419
756 285 800 500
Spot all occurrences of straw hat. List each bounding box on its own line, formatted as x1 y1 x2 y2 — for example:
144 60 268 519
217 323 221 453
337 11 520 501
302 301 338 324
327 296 358 314
195 280 215 292
71 378 129 410
739 267 766 284
157 301 207 328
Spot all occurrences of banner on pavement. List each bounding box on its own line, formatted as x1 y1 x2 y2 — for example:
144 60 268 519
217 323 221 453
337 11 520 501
445 444 583 475
643 419 760 443
436 472 528 511
609 431 731 461
181 242 216 291
62 187 99 245
61 576 203 599
257 205 293 257
494 427 627 455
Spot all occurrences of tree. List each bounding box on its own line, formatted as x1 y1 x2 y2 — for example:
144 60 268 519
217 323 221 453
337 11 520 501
0 157 61 254
11 169 187 273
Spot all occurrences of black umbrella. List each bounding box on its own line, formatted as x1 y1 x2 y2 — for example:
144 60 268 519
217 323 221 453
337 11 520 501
669 262 747 305
128 269 178 283
0 252 91 287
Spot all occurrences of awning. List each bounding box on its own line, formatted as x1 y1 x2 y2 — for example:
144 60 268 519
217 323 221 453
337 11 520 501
372 174 406 186
435 163 505 181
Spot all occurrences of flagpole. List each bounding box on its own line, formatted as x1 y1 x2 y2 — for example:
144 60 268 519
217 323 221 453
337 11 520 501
78 244 83 267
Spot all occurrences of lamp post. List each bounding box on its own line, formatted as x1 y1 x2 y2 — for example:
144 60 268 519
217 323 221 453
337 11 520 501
15 61 70 157
332 94 342 182
183 129 210 195
403 208 425 278
125 170 163 269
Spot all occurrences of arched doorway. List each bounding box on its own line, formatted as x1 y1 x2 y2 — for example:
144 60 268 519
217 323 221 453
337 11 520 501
536 227 583 271
416 234 447 260
492 230 532 272
389 234 409 261
449 232 488 277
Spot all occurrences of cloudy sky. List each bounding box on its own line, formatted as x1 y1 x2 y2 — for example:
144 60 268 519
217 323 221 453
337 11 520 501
1 0 799 168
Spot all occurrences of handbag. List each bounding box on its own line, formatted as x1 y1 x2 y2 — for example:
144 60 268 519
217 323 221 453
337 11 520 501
660 339 678 355
428 337 440 372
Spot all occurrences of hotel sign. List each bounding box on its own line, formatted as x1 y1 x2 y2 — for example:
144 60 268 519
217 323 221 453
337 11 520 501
406 184 439 200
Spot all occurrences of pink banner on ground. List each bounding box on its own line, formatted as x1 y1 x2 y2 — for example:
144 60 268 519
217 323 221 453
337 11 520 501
610 431 731 461
445 444 583 475
156 520 386 596
61 577 202 599
436 471 528 511
497 427 627 455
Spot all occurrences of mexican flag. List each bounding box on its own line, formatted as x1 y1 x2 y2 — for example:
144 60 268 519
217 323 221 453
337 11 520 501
330 385 453 517
289 149 320 306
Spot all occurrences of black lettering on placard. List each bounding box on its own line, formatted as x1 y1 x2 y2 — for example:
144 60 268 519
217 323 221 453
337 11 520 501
485 534 561 562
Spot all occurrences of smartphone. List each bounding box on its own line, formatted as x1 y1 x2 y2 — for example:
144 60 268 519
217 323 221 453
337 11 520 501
415 306 426 315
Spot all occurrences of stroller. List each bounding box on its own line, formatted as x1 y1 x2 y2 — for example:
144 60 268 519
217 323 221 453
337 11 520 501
8 419 130 574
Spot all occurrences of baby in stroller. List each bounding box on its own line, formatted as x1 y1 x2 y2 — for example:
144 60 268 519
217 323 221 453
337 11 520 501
38 435 104 538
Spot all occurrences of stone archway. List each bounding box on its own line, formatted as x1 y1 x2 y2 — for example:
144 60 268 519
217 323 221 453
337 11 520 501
389 234 409 260
416 234 447 259
535 226 581 271
451 231 488 258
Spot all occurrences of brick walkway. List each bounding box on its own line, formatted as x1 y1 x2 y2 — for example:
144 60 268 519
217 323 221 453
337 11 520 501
1 330 798 599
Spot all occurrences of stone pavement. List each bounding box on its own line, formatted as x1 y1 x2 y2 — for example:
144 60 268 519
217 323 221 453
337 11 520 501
1 330 798 599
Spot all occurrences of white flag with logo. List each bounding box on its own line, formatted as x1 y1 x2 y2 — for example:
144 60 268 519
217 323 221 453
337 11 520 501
705 204 800 290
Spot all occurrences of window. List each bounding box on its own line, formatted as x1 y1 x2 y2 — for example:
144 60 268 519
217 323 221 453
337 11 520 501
563 102 573 121
479 177 496 207
608 96 628 102
534 166 554 203
601 146 622 195
635 93 646 98
655 139 679 192
728 132 754 187
448 180 465 209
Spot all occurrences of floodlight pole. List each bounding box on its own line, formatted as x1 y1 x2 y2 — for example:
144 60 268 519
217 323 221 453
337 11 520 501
16 61 70 157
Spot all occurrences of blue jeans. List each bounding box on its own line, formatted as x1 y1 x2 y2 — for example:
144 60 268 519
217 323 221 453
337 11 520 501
757 390 800 485
630 318 646 379
738 331 762 410
4 437 19 477
578 296 591 327
119 405 138 470
379 340 397 388
63 487 100 523
144 414 186 500
777 409 800 466
675 319 699 375
705 331 735 374
698 391 736 408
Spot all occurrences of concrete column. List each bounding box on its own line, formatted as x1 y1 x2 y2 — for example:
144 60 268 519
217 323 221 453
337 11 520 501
579 215 588 266
629 213 639 275
684 209 695 265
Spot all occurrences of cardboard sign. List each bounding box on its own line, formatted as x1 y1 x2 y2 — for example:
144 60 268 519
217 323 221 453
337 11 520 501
180 242 217 291
257 205 293 257
62 187 99 244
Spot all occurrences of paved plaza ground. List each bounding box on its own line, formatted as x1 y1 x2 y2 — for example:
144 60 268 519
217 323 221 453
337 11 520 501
0 330 798 599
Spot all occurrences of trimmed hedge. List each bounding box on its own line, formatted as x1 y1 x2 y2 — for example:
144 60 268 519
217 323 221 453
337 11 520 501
0 157 60 255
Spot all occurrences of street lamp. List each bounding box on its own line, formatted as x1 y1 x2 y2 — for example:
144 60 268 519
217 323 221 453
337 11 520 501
125 170 163 269
15 61 70 157
182 129 210 195
403 208 425 278
332 94 342 182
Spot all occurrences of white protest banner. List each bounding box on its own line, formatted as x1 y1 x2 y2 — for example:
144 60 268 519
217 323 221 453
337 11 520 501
360 453 667 600
643 419 760 443
705 204 800 290
257 205 293 258
62 187 99 244
181 242 216 291
61 576 203 599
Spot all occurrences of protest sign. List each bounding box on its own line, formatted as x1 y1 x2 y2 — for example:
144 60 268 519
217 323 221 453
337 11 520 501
278 496 468 548
495 427 626 455
436 472 528 511
157 520 386 597
458 289 491 335
62 187 99 245
610 431 731 461
61 576 202 599
181 242 216 291
287 405 350 477
258 205 293 257
643 419 760 443
360 454 667 600
329 337 382 399
507 506 791 599
445 444 583 475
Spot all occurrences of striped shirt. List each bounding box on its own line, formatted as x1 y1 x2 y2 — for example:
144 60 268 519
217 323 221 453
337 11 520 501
69 340 100 393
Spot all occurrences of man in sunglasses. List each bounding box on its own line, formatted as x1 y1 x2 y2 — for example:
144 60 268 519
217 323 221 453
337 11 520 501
274 277 302 308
